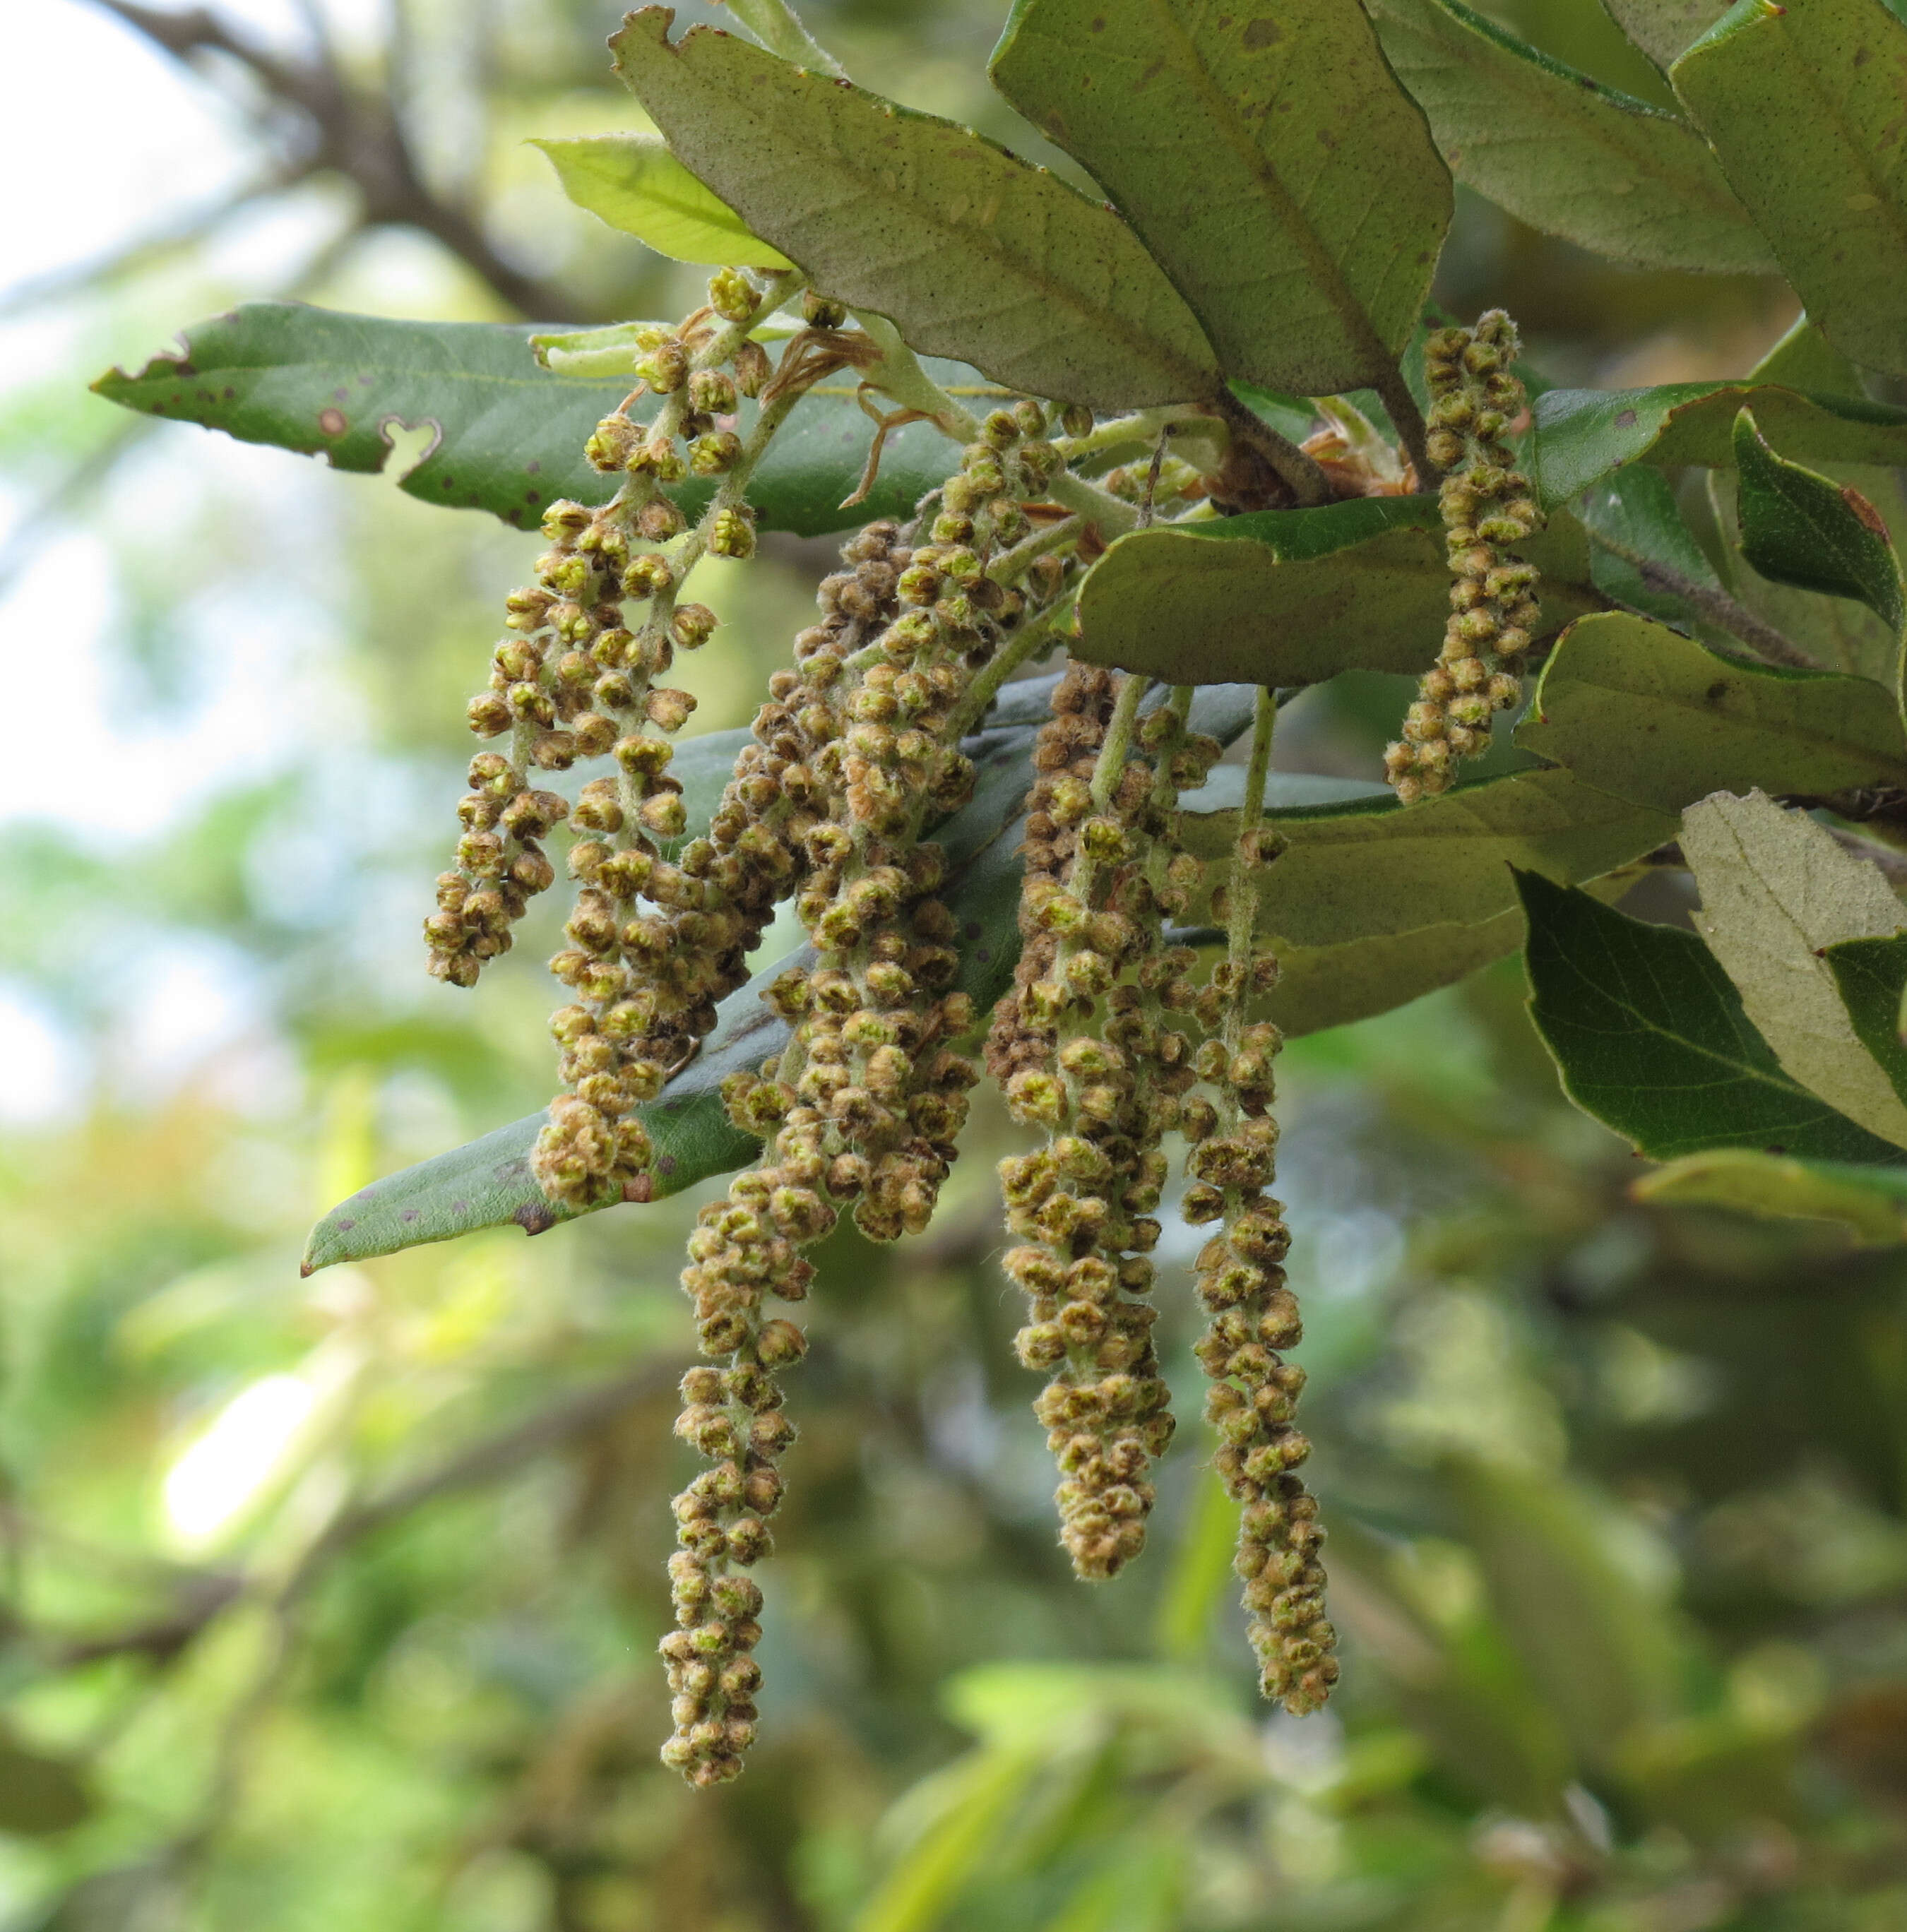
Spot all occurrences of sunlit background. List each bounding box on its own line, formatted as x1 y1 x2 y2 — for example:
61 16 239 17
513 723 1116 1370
2 1 1904 1927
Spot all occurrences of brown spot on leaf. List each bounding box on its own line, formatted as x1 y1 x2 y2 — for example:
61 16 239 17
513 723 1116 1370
335 1218 357 1231
659 1154 679 1176
1242 16 1280 46
1090 14 1106 29
1704 680 1730 704
623 1173 655 1203
513 1200 558 1236
1843 484 1889 535
319 407 347 436
1615 407 1639 429
525 460 542 475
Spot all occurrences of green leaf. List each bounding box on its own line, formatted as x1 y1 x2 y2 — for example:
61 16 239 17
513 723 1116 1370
1751 313 1867 393
987 0 1450 398
1516 612 1907 811
1181 765 1675 946
1709 462 1907 683
1733 408 1906 640
1633 1145 1907 1240
1071 495 1602 686
1366 0 1771 273
1672 0 1907 379
90 302 969 537
1680 789 1907 1146
1600 0 1731 73
529 134 792 267
1515 868 1906 1161
607 9 1220 412
1824 931 1907 1105
1579 463 1725 629
1528 380 1907 509
1266 910 1526 1037
1454 1460 1677 1769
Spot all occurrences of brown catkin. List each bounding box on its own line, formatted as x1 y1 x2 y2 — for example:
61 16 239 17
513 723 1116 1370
660 403 1072 1783
1386 311 1544 804
990 676 1220 1580
1189 693 1338 1712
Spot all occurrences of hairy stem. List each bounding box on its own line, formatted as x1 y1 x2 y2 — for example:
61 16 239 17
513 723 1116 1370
1224 689 1277 1056
1584 527 1814 669
1212 388 1333 507
1372 364 1437 487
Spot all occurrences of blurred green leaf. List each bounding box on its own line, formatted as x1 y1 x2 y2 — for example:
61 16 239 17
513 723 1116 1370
609 10 1221 411
1455 1460 1678 1769
0 1732 91 1837
1634 1145 1907 1241
1600 0 1731 73
1367 0 1771 272
1682 789 1907 1145
1516 612 1907 811
1072 496 1600 685
90 303 968 537
988 0 1450 397
529 133 792 266
1733 408 1906 645
1529 380 1907 509
1672 0 1907 378
1516 868 1907 1160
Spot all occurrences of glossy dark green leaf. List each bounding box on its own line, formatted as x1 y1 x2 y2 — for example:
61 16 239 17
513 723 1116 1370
1516 869 1906 1162
1733 408 1906 638
1516 612 1907 811
1367 0 1771 273
1071 496 1600 686
1824 934 1907 1107
1181 765 1673 945
1578 463 1724 629
1671 0 1907 379
90 302 965 537
608 10 1221 412
987 0 1450 398
1634 1145 1907 1241
1528 380 1907 511
529 133 792 266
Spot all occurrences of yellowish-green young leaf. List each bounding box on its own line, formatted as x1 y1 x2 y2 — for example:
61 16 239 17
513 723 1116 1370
1517 612 1907 811
1680 789 1907 1148
987 0 1451 399
1600 0 1731 74
528 135 792 266
1672 0 1907 378
1633 1147 1907 1243
607 9 1221 410
1367 0 1773 273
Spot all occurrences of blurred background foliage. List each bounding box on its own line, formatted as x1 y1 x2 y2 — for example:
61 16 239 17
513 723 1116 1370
1 1 1903 1926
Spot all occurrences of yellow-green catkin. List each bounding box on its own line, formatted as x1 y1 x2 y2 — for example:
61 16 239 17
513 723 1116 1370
660 405 1071 1784
1189 691 1338 1714
988 673 1219 1580
1385 311 1544 804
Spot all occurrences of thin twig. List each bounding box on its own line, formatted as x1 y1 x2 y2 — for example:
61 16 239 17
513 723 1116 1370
1584 527 1815 670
